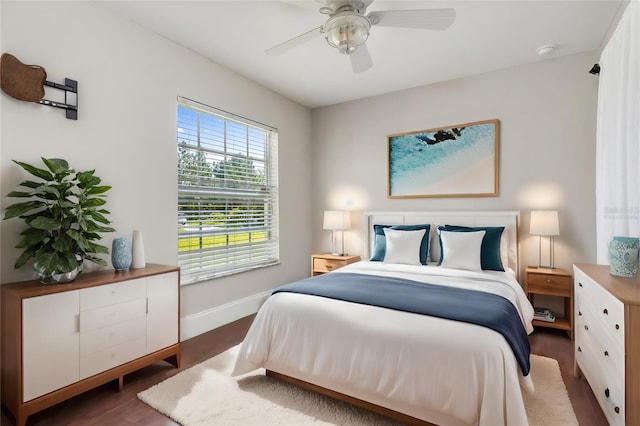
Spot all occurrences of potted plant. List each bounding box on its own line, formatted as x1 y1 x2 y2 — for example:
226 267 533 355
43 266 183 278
3 157 115 283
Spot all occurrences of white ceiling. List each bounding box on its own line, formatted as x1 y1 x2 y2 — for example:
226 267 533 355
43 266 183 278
100 0 624 108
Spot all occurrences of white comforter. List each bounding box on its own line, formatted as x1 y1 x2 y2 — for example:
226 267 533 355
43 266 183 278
233 262 535 426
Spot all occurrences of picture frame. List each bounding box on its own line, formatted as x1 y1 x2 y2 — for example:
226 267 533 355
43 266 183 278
387 119 499 198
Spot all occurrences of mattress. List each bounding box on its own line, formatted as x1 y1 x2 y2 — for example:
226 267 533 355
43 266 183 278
233 261 535 426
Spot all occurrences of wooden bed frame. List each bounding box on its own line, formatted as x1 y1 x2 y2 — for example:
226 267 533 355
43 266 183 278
266 210 522 425
265 370 434 425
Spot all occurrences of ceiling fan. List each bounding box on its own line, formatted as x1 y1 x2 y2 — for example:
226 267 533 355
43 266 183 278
267 0 456 73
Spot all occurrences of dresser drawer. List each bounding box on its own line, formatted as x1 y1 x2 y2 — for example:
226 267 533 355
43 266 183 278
577 339 625 425
80 278 146 311
80 298 146 333
584 324 623 379
313 258 346 273
527 272 571 296
80 316 146 357
577 313 624 383
80 337 146 380
575 270 625 346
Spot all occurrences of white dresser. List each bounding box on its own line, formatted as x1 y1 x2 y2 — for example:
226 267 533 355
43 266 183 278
1 264 180 426
573 263 640 425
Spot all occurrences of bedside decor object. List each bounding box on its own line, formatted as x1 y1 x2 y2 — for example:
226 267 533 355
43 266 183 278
3 157 114 283
530 210 559 268
112 237 132 271
323 210 350 256
0 53 79 120
608 236 640 277
388 119 499 198
131 230 146 269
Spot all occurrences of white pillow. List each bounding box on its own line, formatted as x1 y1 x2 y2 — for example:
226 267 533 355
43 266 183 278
439 230 485 271
382 228 426 265
431 226 510 269
500 231 509 270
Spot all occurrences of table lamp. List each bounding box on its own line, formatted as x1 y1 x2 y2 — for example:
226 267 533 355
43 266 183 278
323 210 351 256
530 210 560 268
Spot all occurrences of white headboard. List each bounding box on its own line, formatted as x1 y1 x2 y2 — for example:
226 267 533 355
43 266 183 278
363 211 520 279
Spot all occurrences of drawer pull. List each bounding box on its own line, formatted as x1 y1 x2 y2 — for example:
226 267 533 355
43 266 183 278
615 324 620 330
584 325 589 331
546 279 551 283
578 311 582 316
326 265 334 270
578 282 583 288
603 308 608 315
615 407 620 414
577 346 582 352
605 388 609 398
604 350 609 357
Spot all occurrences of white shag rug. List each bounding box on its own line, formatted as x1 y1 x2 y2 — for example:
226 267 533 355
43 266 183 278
138 345 578 426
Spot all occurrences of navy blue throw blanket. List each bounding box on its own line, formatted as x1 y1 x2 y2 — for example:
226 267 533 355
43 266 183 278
273 272 531 376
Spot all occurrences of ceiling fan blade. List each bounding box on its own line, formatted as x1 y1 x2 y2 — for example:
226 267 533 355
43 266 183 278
266 26 323 56
367 8 456 30
350 44 373 73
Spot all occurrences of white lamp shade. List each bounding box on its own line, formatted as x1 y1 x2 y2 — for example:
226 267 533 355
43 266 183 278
323 210 351 231
530 210 560 236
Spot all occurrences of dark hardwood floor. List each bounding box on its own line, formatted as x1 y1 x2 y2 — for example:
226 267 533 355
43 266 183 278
1 316 607 425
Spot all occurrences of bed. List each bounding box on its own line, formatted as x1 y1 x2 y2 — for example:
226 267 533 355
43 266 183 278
233 211 535 426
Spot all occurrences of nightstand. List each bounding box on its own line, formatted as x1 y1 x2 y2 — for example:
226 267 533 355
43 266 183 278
311 254 361 276
525 267 573 339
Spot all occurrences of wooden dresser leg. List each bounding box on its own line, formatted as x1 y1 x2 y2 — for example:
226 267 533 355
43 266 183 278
17 409 27 426
164 351 181 368
574 360 582 378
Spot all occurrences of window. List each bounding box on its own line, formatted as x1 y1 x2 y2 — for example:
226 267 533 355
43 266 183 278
177 97 279 284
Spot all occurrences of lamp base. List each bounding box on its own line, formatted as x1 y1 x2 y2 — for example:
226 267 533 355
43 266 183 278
537 235 555 270
330 230 348 258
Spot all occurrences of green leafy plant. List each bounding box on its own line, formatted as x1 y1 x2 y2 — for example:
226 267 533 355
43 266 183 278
3 157 115 277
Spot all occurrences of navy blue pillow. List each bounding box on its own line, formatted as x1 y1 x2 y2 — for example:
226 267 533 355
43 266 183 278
370 224 431 264
437 225 505 271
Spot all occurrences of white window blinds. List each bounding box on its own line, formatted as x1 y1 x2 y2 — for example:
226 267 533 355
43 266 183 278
177 97 279 284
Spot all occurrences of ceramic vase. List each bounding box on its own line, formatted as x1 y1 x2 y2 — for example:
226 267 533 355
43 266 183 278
131 230 146 269
608 236 640 278
112 237 132 271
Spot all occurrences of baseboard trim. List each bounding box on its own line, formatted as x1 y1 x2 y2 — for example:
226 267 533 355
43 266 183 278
180 290 270 341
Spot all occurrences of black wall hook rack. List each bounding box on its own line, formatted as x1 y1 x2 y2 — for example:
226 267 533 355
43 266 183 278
39 78 78 120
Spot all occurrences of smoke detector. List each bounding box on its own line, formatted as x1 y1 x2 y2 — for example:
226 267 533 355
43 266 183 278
536 45 555 56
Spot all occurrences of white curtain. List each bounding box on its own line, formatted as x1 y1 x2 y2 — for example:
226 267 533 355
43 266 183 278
596 2 640 263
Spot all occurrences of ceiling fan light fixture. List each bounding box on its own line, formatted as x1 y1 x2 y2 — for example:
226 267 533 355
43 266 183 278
324 12 371 55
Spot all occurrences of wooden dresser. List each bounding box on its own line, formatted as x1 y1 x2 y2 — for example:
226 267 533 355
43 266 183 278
573 263 640 425
1 264 181 426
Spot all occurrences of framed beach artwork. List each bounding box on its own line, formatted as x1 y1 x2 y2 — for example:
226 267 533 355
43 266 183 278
387 119 500 198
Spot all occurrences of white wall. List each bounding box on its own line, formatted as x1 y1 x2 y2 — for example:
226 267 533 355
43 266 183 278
0 2 312 333
312 52 599 275
0 1 602 336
